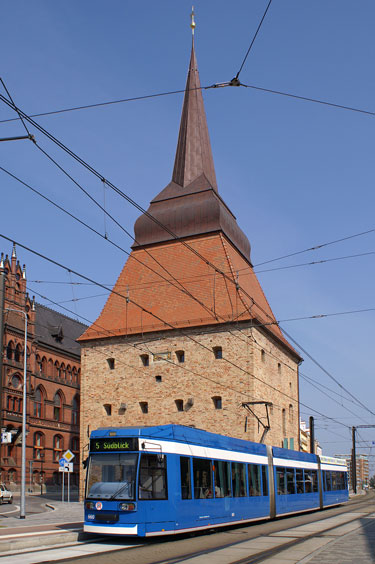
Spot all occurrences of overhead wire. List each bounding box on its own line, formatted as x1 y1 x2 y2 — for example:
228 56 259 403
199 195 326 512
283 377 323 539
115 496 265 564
1 230 351 428
1 84 373 422
26 282 352 430
235 0 273 79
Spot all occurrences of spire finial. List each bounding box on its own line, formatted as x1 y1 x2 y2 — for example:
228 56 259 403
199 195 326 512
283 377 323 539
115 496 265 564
190 6 196 36
12 243 16 259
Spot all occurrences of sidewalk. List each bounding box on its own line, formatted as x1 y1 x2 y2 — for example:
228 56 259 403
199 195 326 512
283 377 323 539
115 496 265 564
0 501 83 531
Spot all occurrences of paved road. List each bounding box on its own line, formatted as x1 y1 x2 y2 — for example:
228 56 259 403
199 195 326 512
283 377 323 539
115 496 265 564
0 493 373 563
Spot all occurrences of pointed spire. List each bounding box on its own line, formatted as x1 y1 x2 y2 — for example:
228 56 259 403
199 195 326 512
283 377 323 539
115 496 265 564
12 243 16 259
22 264 26 280
172 33 218 191
0 253 4 269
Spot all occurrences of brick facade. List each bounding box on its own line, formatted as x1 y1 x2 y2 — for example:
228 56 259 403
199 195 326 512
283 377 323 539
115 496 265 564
0 246 86 491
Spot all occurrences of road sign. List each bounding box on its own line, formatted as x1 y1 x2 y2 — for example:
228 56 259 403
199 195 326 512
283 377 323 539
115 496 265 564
59 457 67 467
63 449 75 462
59 462 73 473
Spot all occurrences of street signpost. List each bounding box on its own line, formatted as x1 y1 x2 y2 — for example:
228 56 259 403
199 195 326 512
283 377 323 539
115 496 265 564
59 456 74 503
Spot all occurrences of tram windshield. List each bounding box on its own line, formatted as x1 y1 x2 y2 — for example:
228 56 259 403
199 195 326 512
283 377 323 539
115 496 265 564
86 453 138 500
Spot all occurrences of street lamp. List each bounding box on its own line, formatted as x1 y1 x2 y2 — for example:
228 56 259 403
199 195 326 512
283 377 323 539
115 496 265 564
6 308 27 519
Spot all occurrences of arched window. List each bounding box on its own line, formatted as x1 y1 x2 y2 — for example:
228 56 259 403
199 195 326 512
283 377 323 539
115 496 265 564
34 432 44 460
66 365 72 381
11 374 21 389
6 341 14 360
53 392 63 421
289 404 294 423
282 408 286 437
47 359 53 377
72 394 79 426
72 367 77 384
14 344 22 363
41 357 47 376
60 363 66 379
34 387 45 418
53 435 63 462
36 355 42 374
54 361 60 378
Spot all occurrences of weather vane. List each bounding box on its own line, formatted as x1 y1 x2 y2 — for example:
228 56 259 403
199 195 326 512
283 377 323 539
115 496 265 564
190 6 196 36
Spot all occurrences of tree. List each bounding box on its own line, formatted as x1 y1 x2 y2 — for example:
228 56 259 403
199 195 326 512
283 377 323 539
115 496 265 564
369 475 375 489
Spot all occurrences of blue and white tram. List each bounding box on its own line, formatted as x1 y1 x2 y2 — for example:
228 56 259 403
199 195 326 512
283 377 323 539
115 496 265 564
83 425 348 537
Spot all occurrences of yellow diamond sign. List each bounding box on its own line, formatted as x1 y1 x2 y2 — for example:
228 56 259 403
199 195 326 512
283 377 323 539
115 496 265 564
63 449 75 463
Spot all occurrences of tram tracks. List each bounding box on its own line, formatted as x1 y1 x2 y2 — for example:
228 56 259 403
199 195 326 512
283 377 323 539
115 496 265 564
147 494 375 564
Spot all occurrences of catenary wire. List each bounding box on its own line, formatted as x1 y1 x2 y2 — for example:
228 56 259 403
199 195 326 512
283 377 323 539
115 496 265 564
1 232 349 427
235 0 273 79
1 94 372 420
27 283 352 430
253 228 375 267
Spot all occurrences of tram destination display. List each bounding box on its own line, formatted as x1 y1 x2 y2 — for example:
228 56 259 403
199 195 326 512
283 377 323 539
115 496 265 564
90 438 138 452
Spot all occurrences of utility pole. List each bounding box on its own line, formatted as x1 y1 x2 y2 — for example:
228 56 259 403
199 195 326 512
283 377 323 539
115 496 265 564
309 416 315 454
351 425 375 494
352 426 357 494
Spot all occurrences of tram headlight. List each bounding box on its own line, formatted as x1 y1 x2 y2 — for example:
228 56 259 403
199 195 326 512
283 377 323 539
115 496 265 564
119 502 136 511
85 501 95 510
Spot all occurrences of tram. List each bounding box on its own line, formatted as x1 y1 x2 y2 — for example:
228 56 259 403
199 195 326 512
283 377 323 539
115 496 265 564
83 425 348 537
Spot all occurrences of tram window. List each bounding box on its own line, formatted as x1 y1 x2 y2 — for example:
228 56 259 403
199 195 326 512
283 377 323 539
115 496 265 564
180 457 191 500
232 462 246 497
304 470 313 493
193 458 213 499
276 467 286 495
311 470 319 492
261 466 268 496
331 472 337 491
214 460 231 497
286 469 296 494
248 464 261 496
138 454 167 500
296 469 304 494
325 471 332 491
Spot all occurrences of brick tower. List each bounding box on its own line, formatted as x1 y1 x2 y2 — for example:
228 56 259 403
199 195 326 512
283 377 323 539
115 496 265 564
79 37 302 465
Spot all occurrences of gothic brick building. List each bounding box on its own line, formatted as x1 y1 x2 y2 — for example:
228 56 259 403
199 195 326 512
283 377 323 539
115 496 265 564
79 38 302 481
0 245 86 490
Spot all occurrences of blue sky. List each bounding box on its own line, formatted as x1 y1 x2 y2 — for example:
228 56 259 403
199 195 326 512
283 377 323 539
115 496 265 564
1 1 374 473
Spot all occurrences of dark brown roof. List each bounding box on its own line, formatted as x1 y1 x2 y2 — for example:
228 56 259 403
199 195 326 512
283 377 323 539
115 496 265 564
132 40 251 262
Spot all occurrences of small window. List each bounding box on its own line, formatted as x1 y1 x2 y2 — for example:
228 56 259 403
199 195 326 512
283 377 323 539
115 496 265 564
176 350 185 363
103 403 112 416
213 346 222 359
107 358 115 370
140 354 149 367
180 457 191 499
278 362 281 373
175 399 184 412
155 375 162 383
140 402 148 414
261 349 265 362
212 396 222 409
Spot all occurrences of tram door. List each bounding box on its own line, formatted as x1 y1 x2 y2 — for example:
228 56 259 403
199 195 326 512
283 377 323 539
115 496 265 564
138 454 171 527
